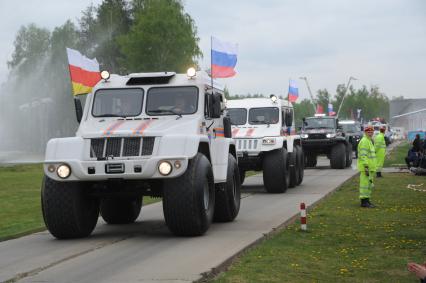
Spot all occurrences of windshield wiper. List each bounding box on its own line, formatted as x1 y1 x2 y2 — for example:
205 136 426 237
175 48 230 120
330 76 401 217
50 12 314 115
149 109 182 119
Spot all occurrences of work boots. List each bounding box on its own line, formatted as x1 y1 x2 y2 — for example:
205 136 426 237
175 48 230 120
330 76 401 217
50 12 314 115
376 172 382 178
360 198 376 208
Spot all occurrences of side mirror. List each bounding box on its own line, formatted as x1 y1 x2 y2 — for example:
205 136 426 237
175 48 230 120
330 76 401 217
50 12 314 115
285 110 293 127
223 117 232 138
74 98 83 124
208 93 221 118
302 117 307 126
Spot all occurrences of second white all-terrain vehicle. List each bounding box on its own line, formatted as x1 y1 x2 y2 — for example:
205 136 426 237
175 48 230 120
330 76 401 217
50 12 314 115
42 69 240 238
227 96 304 193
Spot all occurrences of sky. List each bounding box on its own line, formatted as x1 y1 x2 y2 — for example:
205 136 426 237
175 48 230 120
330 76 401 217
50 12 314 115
0 0 425 100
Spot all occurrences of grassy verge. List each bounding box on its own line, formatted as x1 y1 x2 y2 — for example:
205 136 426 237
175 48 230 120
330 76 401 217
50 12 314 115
0 164 159 241
384 141 410 167
0 164 45 241
213 173 426 283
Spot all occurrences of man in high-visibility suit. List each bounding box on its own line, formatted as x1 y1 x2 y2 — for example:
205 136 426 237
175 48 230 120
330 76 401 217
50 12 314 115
374 126 386 177
357 126 377 208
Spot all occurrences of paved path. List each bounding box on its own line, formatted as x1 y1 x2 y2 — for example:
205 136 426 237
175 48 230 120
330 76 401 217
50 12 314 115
0 159 357 283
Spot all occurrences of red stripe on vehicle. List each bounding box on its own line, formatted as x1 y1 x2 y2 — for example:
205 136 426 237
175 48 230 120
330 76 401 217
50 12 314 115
133 120 154 135
245 128 255 137
232 128 239 137
103 120 125 136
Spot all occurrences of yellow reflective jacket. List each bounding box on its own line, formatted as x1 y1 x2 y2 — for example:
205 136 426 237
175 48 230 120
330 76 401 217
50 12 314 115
357 135 377 172
374 132 386 157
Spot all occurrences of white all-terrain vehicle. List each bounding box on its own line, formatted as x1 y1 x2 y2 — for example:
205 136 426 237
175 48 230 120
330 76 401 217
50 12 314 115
42 69 240 238
226 96 304 193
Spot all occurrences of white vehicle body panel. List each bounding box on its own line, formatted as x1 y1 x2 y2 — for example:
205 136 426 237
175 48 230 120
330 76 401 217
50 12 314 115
44 72 233 183
227 98 300 158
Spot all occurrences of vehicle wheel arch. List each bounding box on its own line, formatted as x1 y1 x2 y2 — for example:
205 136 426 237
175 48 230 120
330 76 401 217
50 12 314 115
198 142 211 163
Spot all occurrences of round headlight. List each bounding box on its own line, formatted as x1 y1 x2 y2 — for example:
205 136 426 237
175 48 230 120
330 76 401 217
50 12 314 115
158 161 172 176
57 164 71 179
100 70 110 80
187 67 196 78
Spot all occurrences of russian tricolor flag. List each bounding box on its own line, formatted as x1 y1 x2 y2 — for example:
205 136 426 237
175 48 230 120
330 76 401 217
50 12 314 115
288 79 299 103
211 37 238 78
66 48 101 96
328 103 336 116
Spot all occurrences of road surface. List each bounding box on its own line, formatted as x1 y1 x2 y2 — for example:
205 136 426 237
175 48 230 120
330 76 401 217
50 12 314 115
0 158 357 283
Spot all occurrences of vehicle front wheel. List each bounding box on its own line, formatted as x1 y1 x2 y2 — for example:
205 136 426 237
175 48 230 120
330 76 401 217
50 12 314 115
263 148 290 193
330 143 346 169
214 154 241 222
41 176 99 239
162 153 215 236
345 143 353 167
295 145 304 185
288 149 298 188
305 153 317 168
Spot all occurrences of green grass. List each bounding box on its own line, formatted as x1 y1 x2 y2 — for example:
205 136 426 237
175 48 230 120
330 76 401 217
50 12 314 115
0 164 45 241
384 142 410 167
213 173 426 283
0 164 159 241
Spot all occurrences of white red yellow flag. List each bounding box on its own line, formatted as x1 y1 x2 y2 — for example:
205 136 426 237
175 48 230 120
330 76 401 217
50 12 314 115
66 48 101 96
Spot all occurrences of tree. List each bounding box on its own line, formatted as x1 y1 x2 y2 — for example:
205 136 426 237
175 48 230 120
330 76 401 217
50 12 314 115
315 89 331 113
119 0 202 73
78 0 131 73
7 24 50 73
293 99 315 126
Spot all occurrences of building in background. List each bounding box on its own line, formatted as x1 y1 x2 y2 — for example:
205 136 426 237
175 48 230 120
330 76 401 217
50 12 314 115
390 99 426 133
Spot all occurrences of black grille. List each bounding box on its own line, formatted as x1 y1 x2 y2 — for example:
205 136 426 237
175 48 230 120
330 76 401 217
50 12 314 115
105 138 122 157
90 137 155 158
142 137 155 156
309 134 326 139
123 138 141 156
90 138 105 158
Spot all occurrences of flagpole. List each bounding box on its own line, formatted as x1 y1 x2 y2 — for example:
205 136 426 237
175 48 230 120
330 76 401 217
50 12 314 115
287 78 290 106
210 36 213 92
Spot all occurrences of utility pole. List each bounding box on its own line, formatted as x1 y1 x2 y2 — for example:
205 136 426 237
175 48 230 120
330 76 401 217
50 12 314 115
336 76 357 118
299 77 317 113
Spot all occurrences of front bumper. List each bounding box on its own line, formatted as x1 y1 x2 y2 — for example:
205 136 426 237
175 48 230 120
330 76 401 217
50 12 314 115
44 156 189 182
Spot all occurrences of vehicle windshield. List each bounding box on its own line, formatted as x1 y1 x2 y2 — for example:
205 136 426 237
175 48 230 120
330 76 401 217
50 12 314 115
228 108 247 125
92 88 144 117
146 86 198 116
249 107 279 125
304 118 335 129
340 124 361 133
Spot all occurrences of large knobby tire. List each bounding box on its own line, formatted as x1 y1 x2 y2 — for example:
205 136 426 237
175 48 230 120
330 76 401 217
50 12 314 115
345 143 353 167
162 153 215 236
263 148 290 193
305 153 317 168
288 149 298 188
100 197 142 224
41 176 99 239
330 143 347 169
295 145 304 186
214 154 241 222
239 167 246 185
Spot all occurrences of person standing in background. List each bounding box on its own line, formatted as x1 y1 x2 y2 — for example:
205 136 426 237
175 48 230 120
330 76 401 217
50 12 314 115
374 126 386 177
357 126 377 208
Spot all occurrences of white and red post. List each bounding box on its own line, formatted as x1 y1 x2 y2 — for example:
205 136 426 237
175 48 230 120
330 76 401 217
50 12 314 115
300 202 307 231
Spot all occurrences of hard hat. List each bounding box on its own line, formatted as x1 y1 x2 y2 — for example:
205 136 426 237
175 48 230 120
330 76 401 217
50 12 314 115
364 126 374 133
